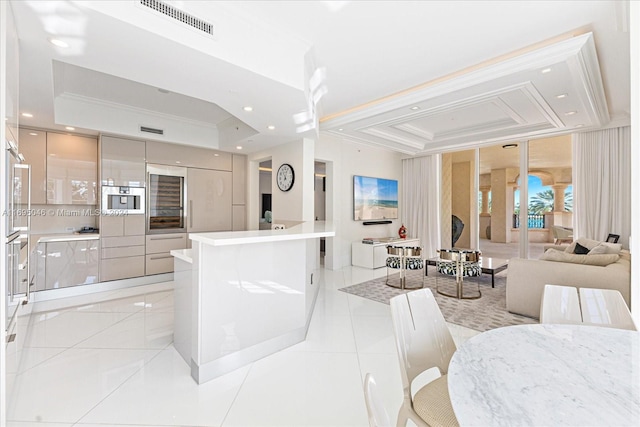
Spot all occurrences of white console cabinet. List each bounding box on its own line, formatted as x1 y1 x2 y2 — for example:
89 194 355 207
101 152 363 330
352 238 420 269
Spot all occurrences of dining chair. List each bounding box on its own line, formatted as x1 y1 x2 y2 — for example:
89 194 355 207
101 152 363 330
540 284 582 324
363 373 392 427
390 289 459 427
579 288 637 331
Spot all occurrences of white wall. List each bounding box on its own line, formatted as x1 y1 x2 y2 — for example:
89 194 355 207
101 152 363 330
315 133 405 269
248 138 315 226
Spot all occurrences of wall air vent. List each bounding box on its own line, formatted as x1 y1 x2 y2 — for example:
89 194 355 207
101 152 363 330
140 126 164 135
140 0 214 36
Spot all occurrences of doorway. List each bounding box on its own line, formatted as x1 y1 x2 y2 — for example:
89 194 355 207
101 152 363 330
315 161 327 262
259 160 272 229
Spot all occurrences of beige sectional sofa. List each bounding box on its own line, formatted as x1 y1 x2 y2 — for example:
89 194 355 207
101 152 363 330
506 239 631 319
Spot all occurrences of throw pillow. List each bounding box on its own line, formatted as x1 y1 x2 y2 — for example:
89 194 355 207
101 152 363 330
588 244 608 254
573 242 590 255
564 238 622 255
540 249 620 266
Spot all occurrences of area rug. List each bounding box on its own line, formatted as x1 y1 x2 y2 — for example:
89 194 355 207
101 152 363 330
339 266 537 332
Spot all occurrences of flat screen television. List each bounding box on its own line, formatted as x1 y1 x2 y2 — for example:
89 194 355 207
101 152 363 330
353 175 398 221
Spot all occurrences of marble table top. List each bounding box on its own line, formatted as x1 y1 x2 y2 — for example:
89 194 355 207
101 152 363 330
448 324 640 426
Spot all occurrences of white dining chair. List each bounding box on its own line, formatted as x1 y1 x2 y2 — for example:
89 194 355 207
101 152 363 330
540 284 582 324
579 288 637 331
390 289 459 427
363 373 392 427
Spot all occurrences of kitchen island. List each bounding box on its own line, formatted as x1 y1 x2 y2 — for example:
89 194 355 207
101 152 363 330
172 221 335 384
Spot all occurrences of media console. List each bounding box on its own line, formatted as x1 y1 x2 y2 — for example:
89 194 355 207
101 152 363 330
351 237 420 269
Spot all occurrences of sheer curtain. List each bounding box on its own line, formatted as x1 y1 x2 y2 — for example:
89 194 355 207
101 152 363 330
401 155 441 257
573 126 631 248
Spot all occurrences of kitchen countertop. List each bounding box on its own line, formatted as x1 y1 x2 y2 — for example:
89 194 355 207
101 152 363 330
32 233 100 243
189 221 335 247
170 249 193 263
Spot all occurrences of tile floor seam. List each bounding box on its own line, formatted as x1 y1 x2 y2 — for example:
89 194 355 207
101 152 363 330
68 310 142 350
218 361 255 427
72 347 169 426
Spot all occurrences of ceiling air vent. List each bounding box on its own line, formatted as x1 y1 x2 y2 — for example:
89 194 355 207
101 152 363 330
140 126 164 135
140 0 214 36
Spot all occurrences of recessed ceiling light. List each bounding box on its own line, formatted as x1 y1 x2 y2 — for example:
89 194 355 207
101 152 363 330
65 126 75 131
410 106 420 110
214 153 220 157
541 68 552 74
236 146 243 150
267 125 275 130
556 93 568 99
49 153 57 157
29 132 38 136
175 161 181 164
565 111 577 116
575 124 585 128
21 112 33 118
48 38 69 48
502 143 518 149
243 106 253 112
338 128 343 131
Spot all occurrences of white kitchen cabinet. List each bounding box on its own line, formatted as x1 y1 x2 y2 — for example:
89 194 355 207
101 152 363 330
18 128 47 204
100 135 146 187
99 214 145 281
232 205 246 231
46 132 97 205
187 168 232 232
232 154 246 205
100 235 145 281
100 214 145 237
145 233 187 275
44 239 99 289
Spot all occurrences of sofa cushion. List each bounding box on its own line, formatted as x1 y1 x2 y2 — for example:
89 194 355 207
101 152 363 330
573 242 590 254
565 238 622 255
541 249 620 266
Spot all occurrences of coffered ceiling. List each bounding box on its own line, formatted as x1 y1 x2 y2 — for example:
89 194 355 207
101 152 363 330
10 1 630 155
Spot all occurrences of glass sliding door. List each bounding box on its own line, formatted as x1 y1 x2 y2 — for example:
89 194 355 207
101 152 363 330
526 136 573 258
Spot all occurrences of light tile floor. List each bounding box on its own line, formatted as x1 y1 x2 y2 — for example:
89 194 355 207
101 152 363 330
6 266 480 427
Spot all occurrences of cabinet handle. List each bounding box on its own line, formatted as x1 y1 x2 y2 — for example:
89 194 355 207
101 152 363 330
189 200 193 228
149 255 174 260
149 236 184 241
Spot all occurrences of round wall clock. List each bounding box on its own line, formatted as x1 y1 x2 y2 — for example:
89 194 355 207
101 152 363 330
276 163 295 192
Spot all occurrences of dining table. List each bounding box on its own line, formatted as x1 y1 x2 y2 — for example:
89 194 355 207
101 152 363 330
448 324 640 426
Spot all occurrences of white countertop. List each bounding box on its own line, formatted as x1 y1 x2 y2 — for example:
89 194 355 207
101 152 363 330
448 324 640 426
33 233 100 243
170 248 193 263
189 221 335 247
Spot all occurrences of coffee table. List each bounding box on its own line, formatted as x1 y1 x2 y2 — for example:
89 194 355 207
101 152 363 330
426 256 508 288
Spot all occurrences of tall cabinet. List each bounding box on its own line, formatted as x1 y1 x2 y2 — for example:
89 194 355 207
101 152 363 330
187 168 232 233
99 136 146 282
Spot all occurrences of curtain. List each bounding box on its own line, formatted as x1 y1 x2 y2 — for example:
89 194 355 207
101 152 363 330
401 155 441 258
572 126 631 248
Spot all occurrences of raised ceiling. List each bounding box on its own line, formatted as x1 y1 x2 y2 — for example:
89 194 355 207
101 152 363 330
10 1 630 154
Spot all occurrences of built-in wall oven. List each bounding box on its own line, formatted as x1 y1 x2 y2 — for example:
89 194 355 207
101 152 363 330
101 185 145 214
147 164 187 234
